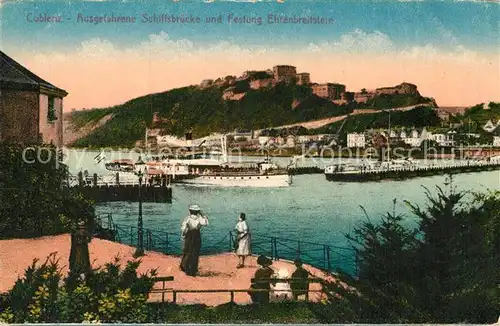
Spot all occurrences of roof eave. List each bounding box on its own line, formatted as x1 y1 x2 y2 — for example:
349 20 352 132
40 84 68 98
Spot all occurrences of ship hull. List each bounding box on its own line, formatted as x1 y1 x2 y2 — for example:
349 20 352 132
172 173 291 187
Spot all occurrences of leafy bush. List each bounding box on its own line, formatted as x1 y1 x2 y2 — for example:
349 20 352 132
0 254 156 323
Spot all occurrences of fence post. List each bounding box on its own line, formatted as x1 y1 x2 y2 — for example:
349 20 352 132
273 238 278 261
130 226 133 245
229 231 233 251
230 291 234 303
161 280 165 303
148 231 152 250
323 245 327 270
270 237 274 259
326 245 331 271
173 291 177 304
355 254 359 277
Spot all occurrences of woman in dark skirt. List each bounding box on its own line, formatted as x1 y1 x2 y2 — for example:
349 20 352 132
180 204 209 276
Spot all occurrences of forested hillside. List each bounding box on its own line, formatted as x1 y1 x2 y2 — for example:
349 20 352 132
70 84 354 148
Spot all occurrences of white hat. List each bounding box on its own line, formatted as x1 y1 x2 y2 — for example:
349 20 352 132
189 204 201 211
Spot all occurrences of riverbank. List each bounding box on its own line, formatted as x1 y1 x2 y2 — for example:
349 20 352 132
65 146 500 160
0 235 329 306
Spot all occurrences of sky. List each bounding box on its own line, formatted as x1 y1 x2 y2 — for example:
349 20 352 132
1 0 499 110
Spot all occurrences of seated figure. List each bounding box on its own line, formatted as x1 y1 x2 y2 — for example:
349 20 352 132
270 268 292 301
249 255 275 304
290 259 309 300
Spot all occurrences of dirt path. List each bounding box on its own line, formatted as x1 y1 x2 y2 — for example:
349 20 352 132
256 102 435 132
63 113 114 146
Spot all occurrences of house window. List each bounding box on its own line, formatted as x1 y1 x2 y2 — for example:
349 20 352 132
47 96 57 121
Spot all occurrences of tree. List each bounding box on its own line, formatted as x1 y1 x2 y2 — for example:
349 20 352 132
319 180 500 323
0 143 96 239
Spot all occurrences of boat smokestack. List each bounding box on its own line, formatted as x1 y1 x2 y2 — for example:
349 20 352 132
221 134 228 163
185 132 193 147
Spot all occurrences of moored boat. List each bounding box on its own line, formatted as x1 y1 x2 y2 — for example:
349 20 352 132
104 159 135 172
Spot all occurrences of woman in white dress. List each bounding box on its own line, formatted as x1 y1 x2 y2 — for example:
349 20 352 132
234 213 251 268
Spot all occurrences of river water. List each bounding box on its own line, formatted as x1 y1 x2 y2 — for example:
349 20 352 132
64 149 500 271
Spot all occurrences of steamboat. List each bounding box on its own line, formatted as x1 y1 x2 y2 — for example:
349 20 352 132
101 136 292 187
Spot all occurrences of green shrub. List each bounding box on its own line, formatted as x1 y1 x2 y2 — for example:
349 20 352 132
0 254 156 323
320 184 500 323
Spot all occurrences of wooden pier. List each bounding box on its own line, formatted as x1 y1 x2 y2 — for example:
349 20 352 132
288 166 324 175
325 161 500 182
71 172 173 203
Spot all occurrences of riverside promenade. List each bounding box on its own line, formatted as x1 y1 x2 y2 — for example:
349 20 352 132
0 235 331 306
101 220 357 276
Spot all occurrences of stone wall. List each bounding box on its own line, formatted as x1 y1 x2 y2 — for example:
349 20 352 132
249 78 276 90
273 65 297 82
312 83 346 100
376 82 419 96
296 73 311 85
0 89 40 144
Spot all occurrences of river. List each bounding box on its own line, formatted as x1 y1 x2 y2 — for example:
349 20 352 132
64 148 500 271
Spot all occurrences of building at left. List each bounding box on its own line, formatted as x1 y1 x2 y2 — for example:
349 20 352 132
0 50 68 146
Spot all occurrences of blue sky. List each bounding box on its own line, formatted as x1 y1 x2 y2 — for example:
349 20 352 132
1 0 498 108
1 0 499 52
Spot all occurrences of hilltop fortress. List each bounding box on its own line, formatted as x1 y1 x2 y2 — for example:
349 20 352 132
199 65 421 105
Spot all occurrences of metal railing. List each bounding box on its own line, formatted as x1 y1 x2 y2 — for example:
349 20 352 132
236 232 357 275
101 218 358 275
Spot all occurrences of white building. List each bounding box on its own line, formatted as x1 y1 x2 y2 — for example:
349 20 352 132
430 132 455 147
347 133 366 148
483 120 499 133
493 136 500 147
285 135 296 148
403 129 422 147
258 136 271 146
156 135 186 147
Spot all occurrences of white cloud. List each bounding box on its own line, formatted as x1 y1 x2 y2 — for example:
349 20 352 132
80 38 117 58
307 28 485 63
134 31 194 57
308 29 395 54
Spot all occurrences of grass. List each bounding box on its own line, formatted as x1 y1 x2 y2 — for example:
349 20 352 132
148 302 323 323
